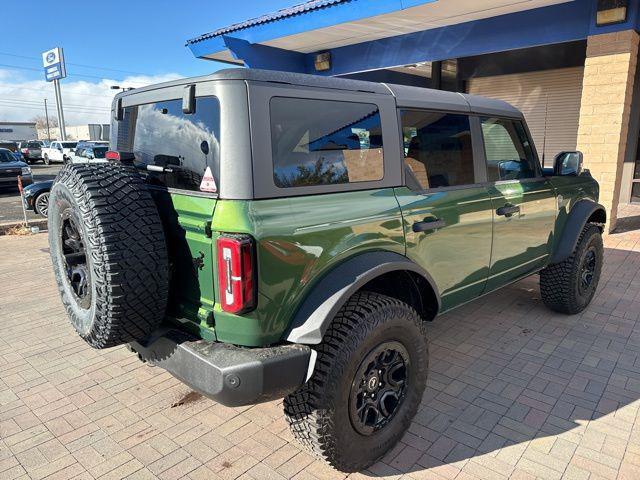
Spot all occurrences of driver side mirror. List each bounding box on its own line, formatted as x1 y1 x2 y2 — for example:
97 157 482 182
554 151 583 176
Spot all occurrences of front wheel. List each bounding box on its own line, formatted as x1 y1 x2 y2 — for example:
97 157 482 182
34 192 50 217
284 292 429 472
540 224 603 314
43 154 50 166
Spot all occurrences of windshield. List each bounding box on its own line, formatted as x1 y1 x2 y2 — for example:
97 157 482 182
93 147 108 158
0 150 15 162
62 142 77 148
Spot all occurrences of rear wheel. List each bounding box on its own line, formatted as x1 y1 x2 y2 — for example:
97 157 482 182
284 292 429 472
48 163 169 348
540 224 603 314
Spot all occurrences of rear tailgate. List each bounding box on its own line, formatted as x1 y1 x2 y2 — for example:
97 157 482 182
153 191 217 340
114 94 222 340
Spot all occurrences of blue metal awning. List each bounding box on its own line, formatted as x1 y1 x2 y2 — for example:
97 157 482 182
186 0 639 76
187 0 350 46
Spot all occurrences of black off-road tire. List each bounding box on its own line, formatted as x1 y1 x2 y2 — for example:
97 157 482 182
540 224 603 314
284 292 429 472
48 163 169 349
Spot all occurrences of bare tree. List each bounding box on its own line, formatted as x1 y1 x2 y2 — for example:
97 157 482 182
31 115 59 129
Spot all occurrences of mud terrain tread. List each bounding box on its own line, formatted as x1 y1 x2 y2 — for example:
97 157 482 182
50 163 169 348
540 223 602 314
284 292 428 471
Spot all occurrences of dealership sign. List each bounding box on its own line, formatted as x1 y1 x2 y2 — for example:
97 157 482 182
42 47 67 82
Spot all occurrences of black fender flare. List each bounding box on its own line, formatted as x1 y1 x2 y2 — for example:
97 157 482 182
284 251 440 344
550 199 606 264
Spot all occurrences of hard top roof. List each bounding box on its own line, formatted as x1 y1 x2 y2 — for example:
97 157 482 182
116 68 521 118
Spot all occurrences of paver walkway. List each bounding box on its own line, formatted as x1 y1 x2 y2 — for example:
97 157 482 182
1 213 639 480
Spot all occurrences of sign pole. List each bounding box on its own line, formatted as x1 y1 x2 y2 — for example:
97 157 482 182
18 176 29 227
53 79 66 141
42 47 67 141
44 98 51 141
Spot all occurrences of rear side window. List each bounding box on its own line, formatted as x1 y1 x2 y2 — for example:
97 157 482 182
270 97 384 188
480 118 538 181
400 110 475 190
118 96 220 192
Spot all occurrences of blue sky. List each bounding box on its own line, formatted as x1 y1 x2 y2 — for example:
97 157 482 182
0 0 293 124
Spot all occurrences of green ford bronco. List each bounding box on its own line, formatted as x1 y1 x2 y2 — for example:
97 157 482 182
48 69 605 471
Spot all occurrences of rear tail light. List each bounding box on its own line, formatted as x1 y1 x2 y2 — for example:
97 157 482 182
21 148 28 153
217 235 256 314
105 150 119 161
105 150 135 163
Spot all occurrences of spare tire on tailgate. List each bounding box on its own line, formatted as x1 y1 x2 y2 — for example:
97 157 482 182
48 163 169 349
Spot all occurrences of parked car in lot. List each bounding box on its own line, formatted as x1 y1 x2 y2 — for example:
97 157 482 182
17 140 43 164
75 140 109 151
0 142 26 162
42 140 78 165
0 147 33 190
47 69 606 472
69 145 108 164
22 180 52 217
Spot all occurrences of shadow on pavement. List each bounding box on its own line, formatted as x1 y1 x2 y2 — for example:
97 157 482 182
366 246 640 477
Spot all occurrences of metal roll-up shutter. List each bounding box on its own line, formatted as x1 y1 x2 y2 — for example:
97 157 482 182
467 67 584 167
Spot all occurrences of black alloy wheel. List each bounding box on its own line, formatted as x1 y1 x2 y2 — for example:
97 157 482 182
35 192 49 217
59 209 91 310
349 341 410 435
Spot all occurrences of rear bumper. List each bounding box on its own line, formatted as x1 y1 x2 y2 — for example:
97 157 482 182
129 330 312 406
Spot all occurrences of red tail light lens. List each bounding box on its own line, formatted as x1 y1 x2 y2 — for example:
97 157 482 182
105 150 120 161
217 235 256 314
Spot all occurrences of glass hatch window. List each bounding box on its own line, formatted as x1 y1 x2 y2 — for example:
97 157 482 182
118 96 220 192
61 142 77 149
92 147 108 158
270 97 384 188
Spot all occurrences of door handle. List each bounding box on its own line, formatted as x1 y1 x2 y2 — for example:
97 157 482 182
412 218 446 233
496 204 520 217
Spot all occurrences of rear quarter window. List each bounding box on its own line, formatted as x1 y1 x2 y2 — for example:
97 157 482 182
269 97 384 188
118 96 220 193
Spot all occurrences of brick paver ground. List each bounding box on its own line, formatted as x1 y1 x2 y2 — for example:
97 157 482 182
1 208 640 480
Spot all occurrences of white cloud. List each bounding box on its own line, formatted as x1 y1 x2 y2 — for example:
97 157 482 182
0 71 183 125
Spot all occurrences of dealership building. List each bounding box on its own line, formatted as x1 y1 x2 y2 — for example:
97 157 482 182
187 0 640 231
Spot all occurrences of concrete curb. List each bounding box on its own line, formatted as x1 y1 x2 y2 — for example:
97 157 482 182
0 219 48 236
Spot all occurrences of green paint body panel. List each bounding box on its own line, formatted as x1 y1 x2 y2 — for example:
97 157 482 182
394 186 493 311
152 190 217 341
484 179 558 292
154 178 599 348
210 189 405 346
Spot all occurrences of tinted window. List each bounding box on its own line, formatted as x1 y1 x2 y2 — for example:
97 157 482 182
481 118 538 181
401 110 475 190
93 147 108 158
119 96 221 192
0 150 14 162
62 142 77 148
27 142 40 148
270 97 384 188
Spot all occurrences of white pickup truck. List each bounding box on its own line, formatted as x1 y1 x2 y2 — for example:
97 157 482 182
42 140 78 165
